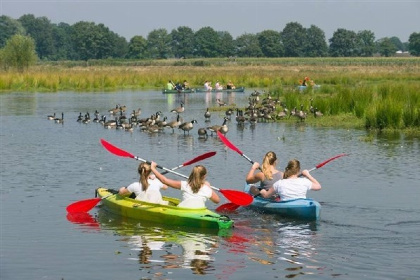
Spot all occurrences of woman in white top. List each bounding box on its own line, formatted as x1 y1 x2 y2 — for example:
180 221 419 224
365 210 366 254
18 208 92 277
119 162 168 205
150 162 220 208
259 159 321 201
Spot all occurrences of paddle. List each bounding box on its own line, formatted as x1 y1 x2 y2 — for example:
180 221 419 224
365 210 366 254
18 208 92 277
216 153 349 213
217 131 256 165
100 139 253 206
67 149 218 213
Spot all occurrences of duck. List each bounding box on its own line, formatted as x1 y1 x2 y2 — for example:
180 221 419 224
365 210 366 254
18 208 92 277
197 128 208 138
47 113 56 120
204 108 211 121
54 112 64 124
170 102 184 114
179 119 198 135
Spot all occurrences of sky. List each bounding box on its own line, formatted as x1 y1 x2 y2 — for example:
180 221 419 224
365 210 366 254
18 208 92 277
1 0 419 42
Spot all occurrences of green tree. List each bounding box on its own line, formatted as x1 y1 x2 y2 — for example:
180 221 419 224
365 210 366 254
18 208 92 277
2 34 37 72
0 15 25 48
390 36 405 52
18 14 55 59
357 30 376 57
281 22 306 57
329 28 359 57
408 32 420 56
218 31 235 57
170 26 195 58
51 22 75 60
235 33 263 57
376 37 398 57
305 25 328 57
257 30 284 57
71 21 125 60
147 28 171 59
127 35 148 59
194 26 220 57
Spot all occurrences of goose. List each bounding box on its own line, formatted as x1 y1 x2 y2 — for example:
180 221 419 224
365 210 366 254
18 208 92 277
179 119 198 135
104 117 117 129
93 110 100 122
108 104 120 115
204 108 211 121
76 112 83 122
47 113 56 120
197 127 208 138
82 113 91 124
297 105 307 122
207 117 228 136
314 107 323 118
54 112 64 124
165 114 181 133
170 102 184 114
216 99 226 106
236 109 246 125
225 108 233 120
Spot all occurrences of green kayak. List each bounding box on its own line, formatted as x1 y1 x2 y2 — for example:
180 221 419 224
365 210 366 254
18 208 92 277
96 188 234 230
162 88 195 94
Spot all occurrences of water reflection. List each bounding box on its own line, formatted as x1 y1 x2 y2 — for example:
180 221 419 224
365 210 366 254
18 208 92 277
84 209 235 276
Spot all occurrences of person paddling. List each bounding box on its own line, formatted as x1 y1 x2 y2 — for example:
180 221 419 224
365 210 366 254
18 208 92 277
119 162 169 205
151 162 220 208
259 159 321 201
246 151 283 198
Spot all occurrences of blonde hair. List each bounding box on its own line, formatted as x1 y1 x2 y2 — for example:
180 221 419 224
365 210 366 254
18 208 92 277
283 159 300 179
138 163 152 191
188 165 207 193
262 151 277 180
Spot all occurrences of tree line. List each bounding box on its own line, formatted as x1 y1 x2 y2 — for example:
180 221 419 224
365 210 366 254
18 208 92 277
1 14 420 71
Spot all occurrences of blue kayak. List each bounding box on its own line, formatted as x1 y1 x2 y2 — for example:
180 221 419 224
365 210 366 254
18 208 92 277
244 184 321 221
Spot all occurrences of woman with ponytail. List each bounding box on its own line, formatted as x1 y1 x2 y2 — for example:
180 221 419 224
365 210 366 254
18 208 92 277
259 159 321 201
119 162 168 205
246 151 283 196
150 162 220 209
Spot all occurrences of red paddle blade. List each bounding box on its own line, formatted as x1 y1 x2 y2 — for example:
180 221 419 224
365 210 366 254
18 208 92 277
66 198 101 213
315 153 349 169
66 212 99 228
216 203 241 213
217 131 243 155
100 139 134 158
219 189 253 206
182 151 216 166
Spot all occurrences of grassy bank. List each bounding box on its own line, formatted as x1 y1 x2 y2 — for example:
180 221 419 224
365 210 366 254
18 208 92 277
1 57 419 133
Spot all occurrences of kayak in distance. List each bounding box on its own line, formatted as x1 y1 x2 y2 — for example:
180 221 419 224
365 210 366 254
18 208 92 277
96 187 234 230
162 88 195 94
195 86 245 93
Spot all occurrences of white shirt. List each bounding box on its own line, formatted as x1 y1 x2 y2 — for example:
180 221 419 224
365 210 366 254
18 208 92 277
178 181 212 208
272 177 312 201
126 178 167 205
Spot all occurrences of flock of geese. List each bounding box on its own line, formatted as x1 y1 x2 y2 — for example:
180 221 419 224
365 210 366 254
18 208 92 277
47 90 323 138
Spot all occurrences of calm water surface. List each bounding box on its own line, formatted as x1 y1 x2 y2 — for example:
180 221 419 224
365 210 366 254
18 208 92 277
1 90 419 280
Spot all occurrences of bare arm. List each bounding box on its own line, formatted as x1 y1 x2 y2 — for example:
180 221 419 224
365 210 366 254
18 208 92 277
209 189 220 204
151 161 182 189
246 162 263 184
259 187 275 198
301 170 321 191
118 186 131 196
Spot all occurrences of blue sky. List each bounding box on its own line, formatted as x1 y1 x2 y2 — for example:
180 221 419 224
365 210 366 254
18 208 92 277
1 0 419 42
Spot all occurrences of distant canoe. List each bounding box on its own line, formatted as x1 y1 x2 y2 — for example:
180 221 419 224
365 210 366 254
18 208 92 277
297 85 321 91
195 87 245 93
162 88 195 94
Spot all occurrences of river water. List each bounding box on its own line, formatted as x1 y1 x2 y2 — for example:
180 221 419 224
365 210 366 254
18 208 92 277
1 90 419 280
